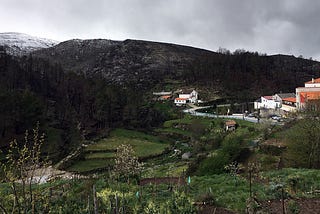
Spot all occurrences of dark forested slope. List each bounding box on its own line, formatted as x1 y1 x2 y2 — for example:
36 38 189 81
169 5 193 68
1 38 320 161
0 48 165 161
34 39 320 99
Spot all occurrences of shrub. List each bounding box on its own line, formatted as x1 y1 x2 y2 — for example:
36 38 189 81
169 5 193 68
221 134 242 160
259 144 284 156
248 126 255 132
287 200 300 214
186 154 206 175
196 192 217 205
196 152 230 175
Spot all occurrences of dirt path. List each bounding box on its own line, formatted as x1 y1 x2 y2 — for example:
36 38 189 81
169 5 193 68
26 166 84 183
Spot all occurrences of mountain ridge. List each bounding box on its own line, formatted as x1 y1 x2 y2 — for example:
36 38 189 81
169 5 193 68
33 37 320 99
0 32 58 55
1 32 320 98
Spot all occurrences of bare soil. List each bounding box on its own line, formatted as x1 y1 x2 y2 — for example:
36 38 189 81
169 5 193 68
197 204 237 214
260 198 320 214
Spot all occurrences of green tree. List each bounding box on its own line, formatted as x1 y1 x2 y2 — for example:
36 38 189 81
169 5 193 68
285 118 320 168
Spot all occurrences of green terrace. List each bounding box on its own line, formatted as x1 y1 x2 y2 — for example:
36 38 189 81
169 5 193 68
67 129 170 173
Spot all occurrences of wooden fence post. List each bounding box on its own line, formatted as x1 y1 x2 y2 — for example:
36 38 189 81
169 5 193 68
93 185 98 214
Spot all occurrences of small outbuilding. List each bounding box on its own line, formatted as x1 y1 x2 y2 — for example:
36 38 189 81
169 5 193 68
225 120 237 131
174 97 187 106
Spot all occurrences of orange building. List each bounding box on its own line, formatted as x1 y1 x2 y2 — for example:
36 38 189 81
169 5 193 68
296 78 320 110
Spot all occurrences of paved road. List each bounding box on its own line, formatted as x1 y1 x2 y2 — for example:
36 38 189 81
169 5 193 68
183 108 259 123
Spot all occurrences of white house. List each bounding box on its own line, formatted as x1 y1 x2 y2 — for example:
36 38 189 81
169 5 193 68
273 93 296 106
254 98 262 109
174 98 187 106
178 89 198 103
304 78 320 88
254 96 280 109
281 97 297 112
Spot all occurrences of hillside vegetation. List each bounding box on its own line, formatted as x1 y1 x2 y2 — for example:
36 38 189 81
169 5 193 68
1 39 320 213
68 129 169 173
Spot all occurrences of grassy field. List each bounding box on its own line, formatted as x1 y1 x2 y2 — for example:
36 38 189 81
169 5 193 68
67 159 114 172
261 168 320 197
190 175 267 211
85 152 115 159
156 114 260 144
67 129 170 173
142 161 189 178
162 115 213 128
85 129 169 157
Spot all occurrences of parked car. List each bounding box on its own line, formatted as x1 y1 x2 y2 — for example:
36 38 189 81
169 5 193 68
270 115 282 121
247 113 257 118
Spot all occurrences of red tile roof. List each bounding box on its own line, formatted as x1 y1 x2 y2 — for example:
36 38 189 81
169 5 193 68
225 120 237 126
263 96 273 100
160 95 171 100
300 91 320 101
282 97 296 103
305 78 320 84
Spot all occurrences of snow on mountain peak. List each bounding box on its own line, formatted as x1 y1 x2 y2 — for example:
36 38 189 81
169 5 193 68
0 32 58 55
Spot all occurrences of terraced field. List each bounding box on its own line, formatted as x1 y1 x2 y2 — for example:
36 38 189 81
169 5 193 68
67 129 170 173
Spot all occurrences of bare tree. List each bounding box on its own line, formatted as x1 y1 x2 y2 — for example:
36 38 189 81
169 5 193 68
113 144 143 183
0 122 50 213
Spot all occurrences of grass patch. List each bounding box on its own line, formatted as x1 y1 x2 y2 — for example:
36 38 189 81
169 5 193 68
155 127 193 137
261 168 320 197
143 161 189 178
68 129 169 173
190 175 267 211
85 152 114 159
85 129 169 158
110 128 163 143
163 115 213 128
86 137 168 157
67 159 114 172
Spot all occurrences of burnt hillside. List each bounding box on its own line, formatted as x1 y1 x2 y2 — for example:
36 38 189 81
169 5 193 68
34 39 320 100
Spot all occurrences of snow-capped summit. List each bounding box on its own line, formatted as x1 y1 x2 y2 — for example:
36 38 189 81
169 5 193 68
0 32 58 56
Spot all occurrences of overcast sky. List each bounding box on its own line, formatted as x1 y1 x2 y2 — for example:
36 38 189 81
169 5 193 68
1 0 320 60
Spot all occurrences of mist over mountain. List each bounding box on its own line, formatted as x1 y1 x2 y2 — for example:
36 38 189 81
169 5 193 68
0 32 57 56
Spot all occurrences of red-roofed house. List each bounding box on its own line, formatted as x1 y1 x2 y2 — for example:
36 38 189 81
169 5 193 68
174 89 198 105
178 89 198 103
159 95 171 100
281 97 296 112
174 98 188 106
225 120 237 131
304 77 320 87
296 78 320 110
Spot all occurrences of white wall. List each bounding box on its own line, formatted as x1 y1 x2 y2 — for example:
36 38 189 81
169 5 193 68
179 90 198 103
281 104 296 112
179 94 190 99
260 97 280 109
174 99 187 105
305 83 320 88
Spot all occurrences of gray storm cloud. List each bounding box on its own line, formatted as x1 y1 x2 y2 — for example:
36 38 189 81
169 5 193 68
0 0 319 60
